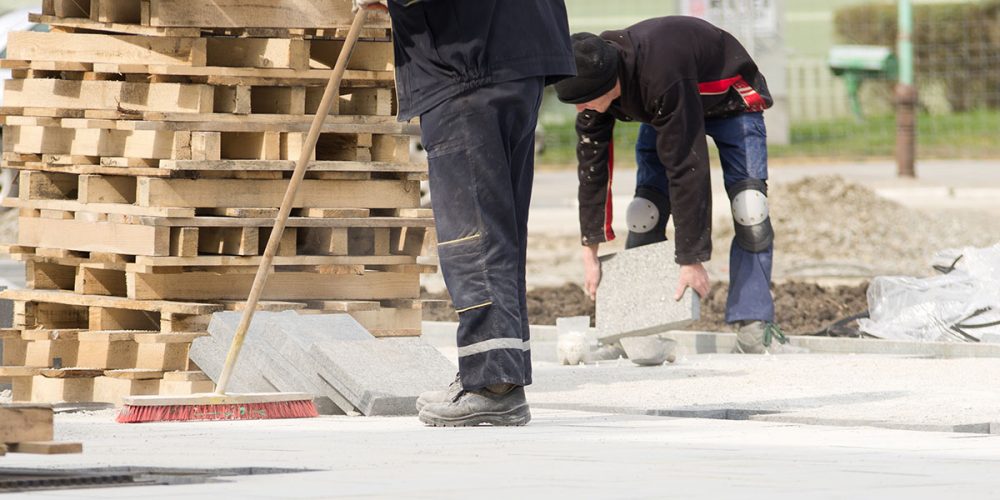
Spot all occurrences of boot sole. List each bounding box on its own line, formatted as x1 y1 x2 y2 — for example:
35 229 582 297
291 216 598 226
419 405 531 427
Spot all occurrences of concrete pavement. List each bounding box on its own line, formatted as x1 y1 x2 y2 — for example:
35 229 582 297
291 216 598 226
2 409 999 499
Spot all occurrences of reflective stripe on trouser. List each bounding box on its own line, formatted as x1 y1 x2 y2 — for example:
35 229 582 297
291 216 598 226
634 113 775 323
419 77 543 391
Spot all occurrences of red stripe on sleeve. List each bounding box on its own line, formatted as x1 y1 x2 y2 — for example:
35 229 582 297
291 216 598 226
604 139 616 241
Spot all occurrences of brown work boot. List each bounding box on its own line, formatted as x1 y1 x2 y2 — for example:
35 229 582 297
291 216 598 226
418 384 530 427
415 372 462 413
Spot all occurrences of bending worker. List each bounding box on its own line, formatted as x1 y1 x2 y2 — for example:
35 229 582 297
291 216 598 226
554 16 791 354
355 0 575 425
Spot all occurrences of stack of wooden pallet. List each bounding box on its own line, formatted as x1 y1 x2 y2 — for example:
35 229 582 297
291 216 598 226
1 404 82 455
0 0 432 406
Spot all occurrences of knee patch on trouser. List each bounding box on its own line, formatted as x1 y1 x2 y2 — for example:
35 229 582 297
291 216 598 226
727 179 773 253
625 186 670 249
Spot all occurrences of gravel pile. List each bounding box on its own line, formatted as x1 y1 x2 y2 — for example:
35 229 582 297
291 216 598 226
715 175 1000 277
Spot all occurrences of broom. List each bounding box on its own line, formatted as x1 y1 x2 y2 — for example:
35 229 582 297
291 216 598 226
117 5 384 423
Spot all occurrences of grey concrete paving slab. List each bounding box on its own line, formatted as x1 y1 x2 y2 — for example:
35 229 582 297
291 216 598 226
596 241 699 343
422 321 1000 434
312 336 455 416
4 409 1000 498
189 313 278 394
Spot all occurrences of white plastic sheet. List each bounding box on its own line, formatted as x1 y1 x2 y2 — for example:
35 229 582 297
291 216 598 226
859 243 1000 342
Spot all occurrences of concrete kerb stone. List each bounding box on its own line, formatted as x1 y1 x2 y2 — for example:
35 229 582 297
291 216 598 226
423 322 1000 360
596 241 699 344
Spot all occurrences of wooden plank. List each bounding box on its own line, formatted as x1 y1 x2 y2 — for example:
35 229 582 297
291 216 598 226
207 38 308 70
40 368 105 378
89 307 159 332
310 40 393 72
30 375 95 403
159 159 423 173
27 261 76 291
75 266 127 296
29 13 201 37
6 31 206 66
7 441 83 454
130 254 414 268
198 227 259 256
128 270 420 301
170 227 199 257
0 289 222 315
2 79 213 113
92 0 141 23
18 217 170 256
148 0 367 28
0 405 54 443
137 178 420 209
4 126 180 159
136 216 434 229
19 170 77 201
104 369 164 380
78 174 137 204
2 197 195 218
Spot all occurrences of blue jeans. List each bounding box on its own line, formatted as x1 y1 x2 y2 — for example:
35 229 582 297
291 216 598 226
420 77 544 391
635 112 774 323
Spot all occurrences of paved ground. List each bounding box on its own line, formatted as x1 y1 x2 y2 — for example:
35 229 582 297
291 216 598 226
3 409 1000 499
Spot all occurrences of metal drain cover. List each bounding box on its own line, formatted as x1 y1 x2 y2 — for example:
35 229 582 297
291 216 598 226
0 467 309 493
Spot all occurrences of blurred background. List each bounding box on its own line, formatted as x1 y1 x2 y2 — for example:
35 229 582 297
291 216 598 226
532 0 1000 166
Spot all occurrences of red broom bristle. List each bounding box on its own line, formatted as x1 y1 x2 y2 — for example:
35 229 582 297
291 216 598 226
116 400 318 423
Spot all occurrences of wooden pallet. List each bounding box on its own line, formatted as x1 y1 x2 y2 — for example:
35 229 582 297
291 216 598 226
0 404 82 455
0 4 433 405
41 0 391 31
3 126 409 163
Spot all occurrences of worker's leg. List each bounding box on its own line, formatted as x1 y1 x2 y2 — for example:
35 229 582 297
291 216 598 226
704 112 775 324
628 124 671 248
419 77 544 392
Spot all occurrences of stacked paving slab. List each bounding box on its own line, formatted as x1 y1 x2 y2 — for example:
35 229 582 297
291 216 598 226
0 0 434 406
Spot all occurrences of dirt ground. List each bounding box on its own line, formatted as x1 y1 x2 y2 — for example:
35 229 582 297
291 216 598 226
423 175 997 334
422 280 870 335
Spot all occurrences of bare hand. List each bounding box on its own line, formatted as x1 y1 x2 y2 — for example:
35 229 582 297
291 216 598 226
674 263 709 301
581 244 601 301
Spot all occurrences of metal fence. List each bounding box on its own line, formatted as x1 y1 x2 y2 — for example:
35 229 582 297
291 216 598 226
538 0 1000 165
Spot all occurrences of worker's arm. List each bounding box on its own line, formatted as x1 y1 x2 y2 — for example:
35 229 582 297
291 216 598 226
650 80 712 298
575 109 616 300
577 109 617 246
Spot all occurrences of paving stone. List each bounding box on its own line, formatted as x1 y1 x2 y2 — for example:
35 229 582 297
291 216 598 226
312 337 456 416
596 241 700 343
253 311 372 415
190 313 276 395
196 311 374 415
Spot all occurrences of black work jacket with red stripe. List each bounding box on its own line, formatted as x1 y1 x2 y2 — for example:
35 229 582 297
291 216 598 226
576 16 772 265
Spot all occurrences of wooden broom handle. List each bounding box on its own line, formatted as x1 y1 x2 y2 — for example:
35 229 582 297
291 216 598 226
216 8 372 394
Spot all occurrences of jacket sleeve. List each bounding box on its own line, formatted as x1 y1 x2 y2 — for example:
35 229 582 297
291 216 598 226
650 80 713 265
576 110 617 246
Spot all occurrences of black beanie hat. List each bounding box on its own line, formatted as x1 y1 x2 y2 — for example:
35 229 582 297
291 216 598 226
555 32 620 104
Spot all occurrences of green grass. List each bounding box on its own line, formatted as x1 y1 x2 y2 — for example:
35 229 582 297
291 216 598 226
538 109 1000 167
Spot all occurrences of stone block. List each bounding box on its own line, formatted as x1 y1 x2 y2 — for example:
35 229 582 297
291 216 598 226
190 313 279 394
312 337 456 416
596 240 699 343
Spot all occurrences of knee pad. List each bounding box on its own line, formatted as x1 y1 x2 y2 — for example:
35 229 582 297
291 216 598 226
625 187 670 249
728 179 773 253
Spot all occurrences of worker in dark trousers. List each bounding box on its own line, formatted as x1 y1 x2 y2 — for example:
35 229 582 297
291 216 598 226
355 0 575 425
554 16 793 354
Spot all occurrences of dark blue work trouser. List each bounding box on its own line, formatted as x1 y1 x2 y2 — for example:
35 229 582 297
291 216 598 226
635 112 775 324
420 77 544 391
